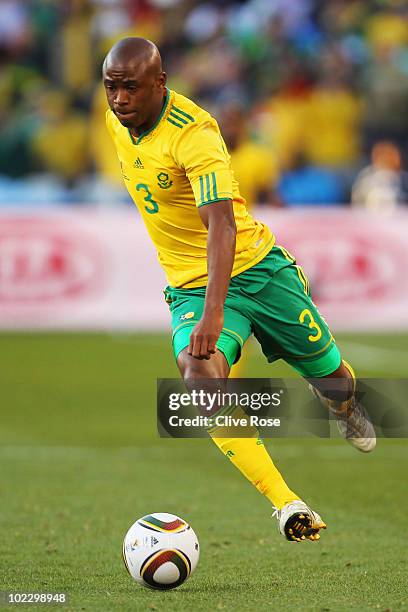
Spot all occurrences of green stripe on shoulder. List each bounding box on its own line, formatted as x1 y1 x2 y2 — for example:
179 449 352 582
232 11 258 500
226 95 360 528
172 105 195 122
169 110 189 125
167 117 184 129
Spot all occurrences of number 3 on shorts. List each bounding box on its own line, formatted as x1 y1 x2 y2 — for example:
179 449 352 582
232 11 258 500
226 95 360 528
299 308 322 342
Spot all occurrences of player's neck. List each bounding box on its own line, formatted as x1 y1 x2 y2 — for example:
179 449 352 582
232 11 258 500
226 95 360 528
130 91 167 138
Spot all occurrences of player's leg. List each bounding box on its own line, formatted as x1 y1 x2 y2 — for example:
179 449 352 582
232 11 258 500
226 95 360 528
233 245 375 452
178 346 325 542
167 283 326 541
176 342 302 515
262 259 376 451
165 284 305 530
307 359 376 453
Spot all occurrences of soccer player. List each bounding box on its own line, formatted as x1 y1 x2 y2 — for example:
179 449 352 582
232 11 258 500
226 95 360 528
103 38 375 543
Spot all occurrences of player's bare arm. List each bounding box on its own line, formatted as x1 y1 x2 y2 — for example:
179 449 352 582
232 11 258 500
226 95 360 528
188 200 236 360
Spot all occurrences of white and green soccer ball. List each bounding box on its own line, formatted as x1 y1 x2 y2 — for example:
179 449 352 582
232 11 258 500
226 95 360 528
122 513 200 590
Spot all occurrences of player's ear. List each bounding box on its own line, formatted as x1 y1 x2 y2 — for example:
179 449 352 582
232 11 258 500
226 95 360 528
158 71 167 87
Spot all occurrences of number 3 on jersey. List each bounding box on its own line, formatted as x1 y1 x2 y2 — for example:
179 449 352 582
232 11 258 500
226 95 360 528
136 183 159 214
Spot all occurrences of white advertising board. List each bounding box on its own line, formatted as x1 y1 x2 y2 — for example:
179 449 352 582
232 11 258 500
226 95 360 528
0 207 407 331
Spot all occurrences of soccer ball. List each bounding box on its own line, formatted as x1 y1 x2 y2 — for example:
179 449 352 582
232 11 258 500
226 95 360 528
122 513 200 590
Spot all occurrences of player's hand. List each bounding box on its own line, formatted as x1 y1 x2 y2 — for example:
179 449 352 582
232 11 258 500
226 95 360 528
188 313 223 360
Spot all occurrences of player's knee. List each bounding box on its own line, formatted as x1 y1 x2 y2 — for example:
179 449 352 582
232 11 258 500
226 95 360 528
177 347 229 380
177 351 228 415
182 360 210 380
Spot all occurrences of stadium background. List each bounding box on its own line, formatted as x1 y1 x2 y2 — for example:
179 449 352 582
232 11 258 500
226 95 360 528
1 1 407 610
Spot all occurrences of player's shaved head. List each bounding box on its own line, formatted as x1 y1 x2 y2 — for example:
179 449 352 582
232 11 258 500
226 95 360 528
103 37 163 77
103 37 166 132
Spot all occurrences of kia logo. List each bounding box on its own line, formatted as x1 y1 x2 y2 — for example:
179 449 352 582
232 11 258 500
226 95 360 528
0 224 105 302
292 234 406 303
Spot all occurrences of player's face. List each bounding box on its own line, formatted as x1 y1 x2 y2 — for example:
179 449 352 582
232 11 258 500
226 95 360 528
103 61 165 129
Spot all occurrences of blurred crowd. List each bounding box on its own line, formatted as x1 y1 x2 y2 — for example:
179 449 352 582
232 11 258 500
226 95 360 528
1 0 408 208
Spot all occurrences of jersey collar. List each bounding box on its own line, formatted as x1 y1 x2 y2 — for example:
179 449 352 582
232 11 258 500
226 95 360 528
128 87 170 145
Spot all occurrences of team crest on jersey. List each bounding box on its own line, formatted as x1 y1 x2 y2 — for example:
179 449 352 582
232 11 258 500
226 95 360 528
180 311 195 320
157 172 173 189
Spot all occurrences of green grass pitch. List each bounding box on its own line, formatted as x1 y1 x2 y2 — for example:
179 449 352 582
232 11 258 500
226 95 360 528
0 332 407 611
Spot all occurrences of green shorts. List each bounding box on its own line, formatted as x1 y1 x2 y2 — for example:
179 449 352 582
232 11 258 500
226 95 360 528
164 245 341 378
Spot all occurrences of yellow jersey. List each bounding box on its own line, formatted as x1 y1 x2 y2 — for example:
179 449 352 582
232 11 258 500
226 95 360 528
106 88 274 288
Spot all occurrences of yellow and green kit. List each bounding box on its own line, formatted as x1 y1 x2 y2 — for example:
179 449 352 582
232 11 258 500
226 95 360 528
107 88 341 377
165 245 341 377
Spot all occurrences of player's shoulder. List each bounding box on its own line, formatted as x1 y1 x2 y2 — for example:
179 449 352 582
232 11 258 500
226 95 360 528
166 90 218 135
